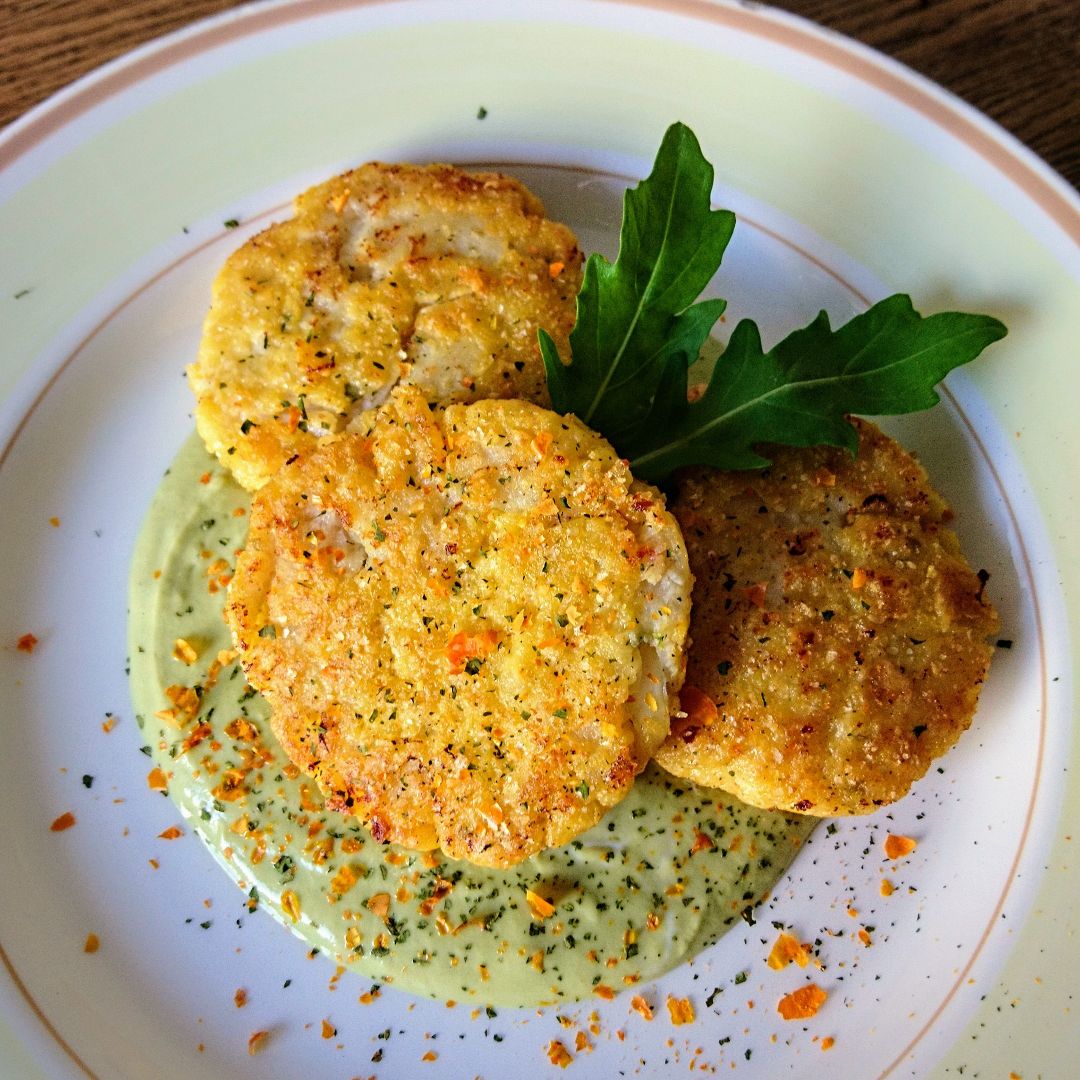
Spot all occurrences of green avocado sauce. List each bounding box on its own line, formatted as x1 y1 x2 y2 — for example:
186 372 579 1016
127 432 815 1006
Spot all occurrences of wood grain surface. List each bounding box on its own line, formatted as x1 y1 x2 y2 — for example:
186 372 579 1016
1 0 1077 188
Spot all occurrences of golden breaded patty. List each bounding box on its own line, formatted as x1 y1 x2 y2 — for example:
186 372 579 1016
653 419 998 816
188 162 582 491
226 387 691 867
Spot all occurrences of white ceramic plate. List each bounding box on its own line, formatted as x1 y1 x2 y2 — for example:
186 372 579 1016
1 2 1077 1078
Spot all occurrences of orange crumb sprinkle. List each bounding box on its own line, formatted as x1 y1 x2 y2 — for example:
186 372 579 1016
548 261 566 278
321 1019 336 1039
690 829 715 854
885 834 917 859
234 988 248 1008
163 683 201 721
50 812 76 832
546 1040 573 1068
822 1036 835 1051
328 864 360 900
857 928 872 947
880 878 895 897
526 888 556 919
675 684 718 736
101 715 119 733
172 638 198 665
630 995 654 1020
158 825 184 840
281 889 301 922
280 404 302 432
16 633 38 653
247 1030 269 1055
83 933 99 954
666 996 695 1025
742 581 768 608
777 984 828 1020
594 984 615 1000
147 767 168 791
445 629 499 674
49 516 60 527
767 932 810 970
851 567 867 589
422 1050 438 1061
367 892 391 920
531 431 553 459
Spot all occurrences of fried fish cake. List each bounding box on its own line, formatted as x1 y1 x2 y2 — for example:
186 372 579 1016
226 387 691 867
653 419 998 816
189 162 582 491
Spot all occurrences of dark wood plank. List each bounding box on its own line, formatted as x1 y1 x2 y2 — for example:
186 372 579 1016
774 0 1079 188
0 0 237 124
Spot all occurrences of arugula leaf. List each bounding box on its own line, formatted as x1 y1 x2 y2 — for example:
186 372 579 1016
626 295 1007 480
539 121 1007 481
539 122 735 438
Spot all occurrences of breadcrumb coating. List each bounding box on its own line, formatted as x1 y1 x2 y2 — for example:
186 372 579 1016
654 418 998 815
227 388 691 866
188 162 582 491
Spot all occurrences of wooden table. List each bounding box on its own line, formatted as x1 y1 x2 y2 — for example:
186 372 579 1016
2 0 1077 188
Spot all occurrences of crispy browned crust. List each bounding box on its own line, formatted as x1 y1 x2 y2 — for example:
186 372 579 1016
653 419 998 816
188 162 582 491
226 388 691 867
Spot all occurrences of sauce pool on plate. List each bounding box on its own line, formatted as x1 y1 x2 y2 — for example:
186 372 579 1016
127 433 816 1005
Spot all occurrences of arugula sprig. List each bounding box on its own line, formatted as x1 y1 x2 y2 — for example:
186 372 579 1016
540 122 1007 482
628 295 1007 480
539 123 735 440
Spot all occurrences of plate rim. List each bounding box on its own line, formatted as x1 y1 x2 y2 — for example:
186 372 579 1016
1 0 1078 238
0 2 1076 1078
